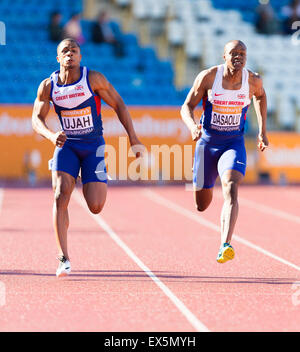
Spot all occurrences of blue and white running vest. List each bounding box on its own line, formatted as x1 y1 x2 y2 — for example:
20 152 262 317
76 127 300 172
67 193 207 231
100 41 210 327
201 64 251 137
50 66 103 140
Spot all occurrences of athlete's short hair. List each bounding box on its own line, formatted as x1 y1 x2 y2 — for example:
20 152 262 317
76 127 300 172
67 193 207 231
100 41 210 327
224 40 247 54
57 38 81 54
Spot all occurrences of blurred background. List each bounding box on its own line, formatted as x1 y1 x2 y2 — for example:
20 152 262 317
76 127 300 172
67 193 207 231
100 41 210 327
0 0 300 186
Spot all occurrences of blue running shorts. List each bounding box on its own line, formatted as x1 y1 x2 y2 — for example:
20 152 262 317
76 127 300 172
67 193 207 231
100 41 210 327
50 136 107 184
193 134 246 190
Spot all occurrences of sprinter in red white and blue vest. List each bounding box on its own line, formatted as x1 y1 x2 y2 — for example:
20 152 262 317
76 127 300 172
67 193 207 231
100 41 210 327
181 40 269 264
32 38 143 277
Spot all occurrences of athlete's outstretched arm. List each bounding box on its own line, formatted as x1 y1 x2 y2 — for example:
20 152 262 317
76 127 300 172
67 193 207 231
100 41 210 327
89 71 143 151
32 79 66 147
180 69 211 141
252 74 268 151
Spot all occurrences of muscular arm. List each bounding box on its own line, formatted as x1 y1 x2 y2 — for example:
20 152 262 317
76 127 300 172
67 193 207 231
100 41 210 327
89 71 141 147
180 68 215 141
251 73 268 151
32 79 66 147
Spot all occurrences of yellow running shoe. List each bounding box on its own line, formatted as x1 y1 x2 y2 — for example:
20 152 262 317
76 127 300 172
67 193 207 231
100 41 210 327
216 243 235 263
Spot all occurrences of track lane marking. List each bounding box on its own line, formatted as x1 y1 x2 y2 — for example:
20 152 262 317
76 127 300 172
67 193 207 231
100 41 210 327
186 183 300 225
212 187 300 225
73 190 210 332
144 189 300 272
238 196 300 225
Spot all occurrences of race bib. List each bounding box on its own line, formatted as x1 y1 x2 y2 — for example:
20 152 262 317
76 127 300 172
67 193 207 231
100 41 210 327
210 105 242 132
61 107 94 135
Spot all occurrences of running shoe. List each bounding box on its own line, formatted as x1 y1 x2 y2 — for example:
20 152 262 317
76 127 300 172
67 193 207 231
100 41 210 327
216 243 235 263
56 256 71 277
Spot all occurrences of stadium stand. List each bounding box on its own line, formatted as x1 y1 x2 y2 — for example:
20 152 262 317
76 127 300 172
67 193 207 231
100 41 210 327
0 0 187 107
118 0 300 131
0 0 299 131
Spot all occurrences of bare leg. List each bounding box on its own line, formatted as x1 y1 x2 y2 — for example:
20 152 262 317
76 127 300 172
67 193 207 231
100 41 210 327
52 171 75 260
194 187 214 212
82 182 107 214
220 169 244 245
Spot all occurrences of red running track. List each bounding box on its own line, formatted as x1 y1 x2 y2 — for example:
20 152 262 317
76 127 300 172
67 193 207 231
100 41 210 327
0 185 299 332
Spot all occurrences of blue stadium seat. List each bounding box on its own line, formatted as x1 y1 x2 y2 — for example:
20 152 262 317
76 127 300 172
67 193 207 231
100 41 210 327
0 0 181 105
211 0 291 23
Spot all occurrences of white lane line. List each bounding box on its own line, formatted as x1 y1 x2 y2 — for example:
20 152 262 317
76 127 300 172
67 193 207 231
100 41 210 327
144 189 300 272
73 190 210 333
239 196 300 225
211 187 300 225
